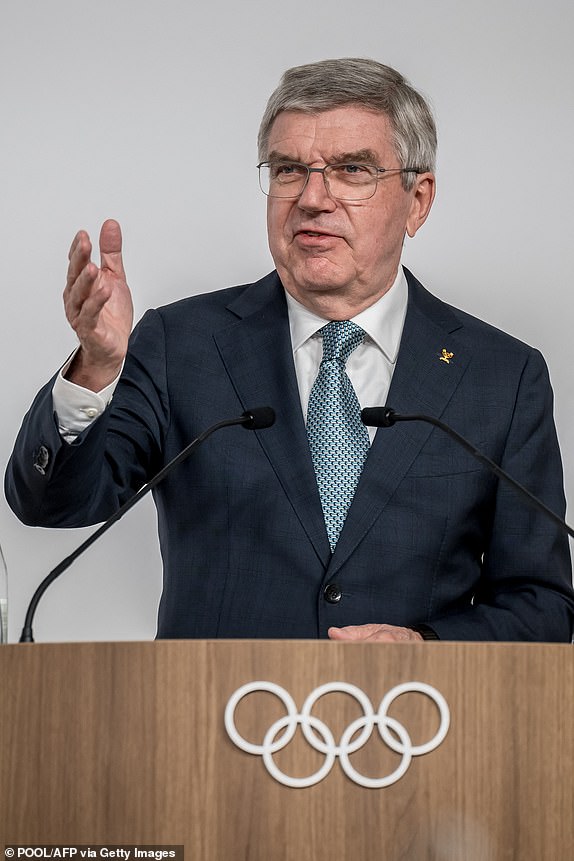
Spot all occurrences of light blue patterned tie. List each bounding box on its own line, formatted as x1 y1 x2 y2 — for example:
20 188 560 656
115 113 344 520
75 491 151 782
306 320 370 551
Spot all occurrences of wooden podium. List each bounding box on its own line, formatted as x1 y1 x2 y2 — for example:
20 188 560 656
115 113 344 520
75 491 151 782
1 640 573 859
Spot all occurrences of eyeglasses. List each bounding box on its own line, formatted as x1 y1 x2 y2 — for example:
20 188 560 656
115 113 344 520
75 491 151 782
257 161 422 201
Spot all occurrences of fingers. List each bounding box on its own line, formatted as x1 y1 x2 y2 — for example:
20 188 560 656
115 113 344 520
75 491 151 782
328 624 423 642
329 624 382 640
64 230 99 324
64 220 125 320
66 219 123 284
66 229 93 290
99 218 125 279
67 269 113 327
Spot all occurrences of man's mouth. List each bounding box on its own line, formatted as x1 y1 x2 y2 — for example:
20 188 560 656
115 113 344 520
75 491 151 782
296 229 338 238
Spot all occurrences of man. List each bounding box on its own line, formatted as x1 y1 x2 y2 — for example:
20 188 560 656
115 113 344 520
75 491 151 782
5 58 574 641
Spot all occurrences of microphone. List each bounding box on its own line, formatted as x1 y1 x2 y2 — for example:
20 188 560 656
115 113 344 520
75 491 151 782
361 406 574 540
19 407 275 643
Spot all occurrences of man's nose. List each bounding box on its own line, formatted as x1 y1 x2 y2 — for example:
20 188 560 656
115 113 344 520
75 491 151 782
297 169 337 212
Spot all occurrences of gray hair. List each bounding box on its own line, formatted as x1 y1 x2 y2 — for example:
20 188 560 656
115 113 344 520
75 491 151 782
258 58 437 190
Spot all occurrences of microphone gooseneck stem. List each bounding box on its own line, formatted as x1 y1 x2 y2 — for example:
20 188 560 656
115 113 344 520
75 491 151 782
361 407 574 541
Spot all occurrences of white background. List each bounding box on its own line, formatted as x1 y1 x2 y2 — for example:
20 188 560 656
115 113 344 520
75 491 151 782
2 0 573 641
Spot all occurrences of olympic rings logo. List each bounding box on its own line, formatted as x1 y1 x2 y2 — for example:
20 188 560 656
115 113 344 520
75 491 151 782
224 681 450 789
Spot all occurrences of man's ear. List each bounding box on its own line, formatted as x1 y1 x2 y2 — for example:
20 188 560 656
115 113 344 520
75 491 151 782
406 173 436 238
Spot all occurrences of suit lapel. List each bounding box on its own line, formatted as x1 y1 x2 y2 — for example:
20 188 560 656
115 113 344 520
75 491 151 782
213 269 475 575
329 270 473 574
213 272 332 567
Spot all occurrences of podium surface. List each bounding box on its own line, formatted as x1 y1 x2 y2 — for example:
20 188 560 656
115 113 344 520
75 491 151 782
1 640 572 859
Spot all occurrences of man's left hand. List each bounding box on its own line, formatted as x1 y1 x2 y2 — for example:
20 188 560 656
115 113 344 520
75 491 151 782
328 623 423 642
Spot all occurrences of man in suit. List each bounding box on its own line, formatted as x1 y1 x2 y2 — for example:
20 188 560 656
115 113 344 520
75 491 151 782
5 58 574 641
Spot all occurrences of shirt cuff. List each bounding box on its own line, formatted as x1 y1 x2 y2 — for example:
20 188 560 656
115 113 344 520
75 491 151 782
52 350 122 441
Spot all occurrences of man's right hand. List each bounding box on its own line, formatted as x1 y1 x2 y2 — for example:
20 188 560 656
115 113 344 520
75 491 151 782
63 219 134 392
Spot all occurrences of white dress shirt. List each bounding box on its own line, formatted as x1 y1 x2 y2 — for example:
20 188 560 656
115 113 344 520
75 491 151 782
286 267 408 443
52 268 408 443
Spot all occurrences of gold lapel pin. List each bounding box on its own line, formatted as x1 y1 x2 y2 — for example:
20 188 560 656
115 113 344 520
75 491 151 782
439 349 454 364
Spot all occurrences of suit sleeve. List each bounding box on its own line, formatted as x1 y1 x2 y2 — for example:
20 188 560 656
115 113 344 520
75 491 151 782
4 309 170 527
428 348 574 641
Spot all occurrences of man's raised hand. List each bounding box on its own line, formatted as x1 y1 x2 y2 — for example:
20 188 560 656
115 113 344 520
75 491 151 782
63 219 134 391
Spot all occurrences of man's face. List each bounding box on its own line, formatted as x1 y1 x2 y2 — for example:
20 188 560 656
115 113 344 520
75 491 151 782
265 106 435 316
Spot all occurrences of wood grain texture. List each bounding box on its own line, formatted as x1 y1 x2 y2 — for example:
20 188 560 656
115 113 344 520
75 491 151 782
0 641 572 860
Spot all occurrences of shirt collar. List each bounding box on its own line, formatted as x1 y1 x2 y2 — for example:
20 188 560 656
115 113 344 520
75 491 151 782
285 266 408 363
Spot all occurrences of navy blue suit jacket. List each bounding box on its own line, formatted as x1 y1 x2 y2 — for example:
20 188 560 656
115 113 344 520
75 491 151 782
6 269 574 640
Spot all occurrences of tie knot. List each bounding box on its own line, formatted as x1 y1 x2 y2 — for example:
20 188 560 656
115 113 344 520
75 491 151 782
320 320 365 364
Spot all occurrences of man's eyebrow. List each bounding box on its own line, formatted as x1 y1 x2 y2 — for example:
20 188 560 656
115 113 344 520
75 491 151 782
328 150 380 164
265 149 381 164
266 151 299 162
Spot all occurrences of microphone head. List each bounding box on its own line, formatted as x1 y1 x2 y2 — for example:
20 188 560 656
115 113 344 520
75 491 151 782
242 407 276 430
361 407 397 428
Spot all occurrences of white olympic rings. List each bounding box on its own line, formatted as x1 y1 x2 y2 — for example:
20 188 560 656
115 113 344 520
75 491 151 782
224 680 450 789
